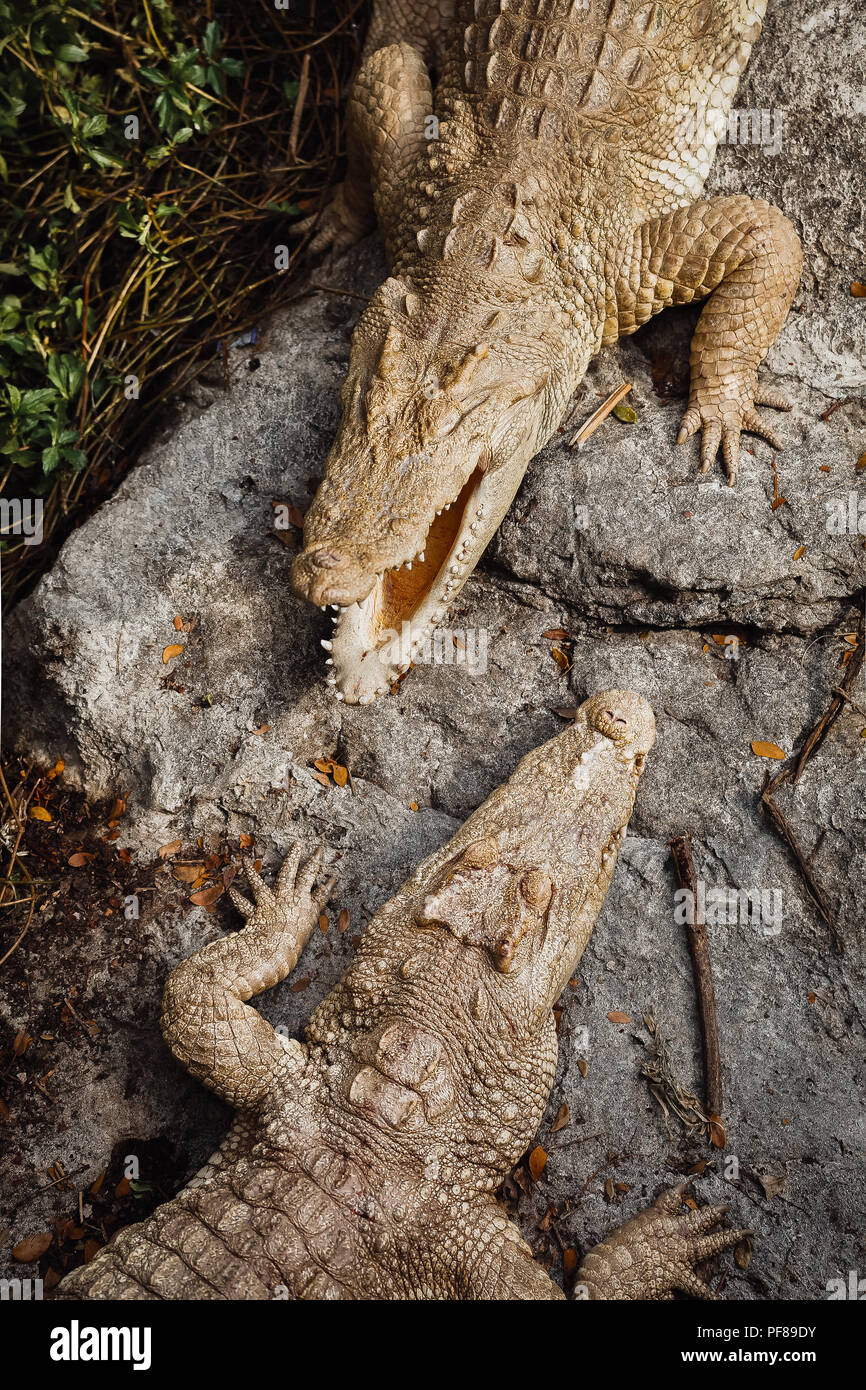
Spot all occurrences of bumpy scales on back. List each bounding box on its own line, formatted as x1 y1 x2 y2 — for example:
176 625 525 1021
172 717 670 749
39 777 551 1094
56 691 749 1300
291 0 802 703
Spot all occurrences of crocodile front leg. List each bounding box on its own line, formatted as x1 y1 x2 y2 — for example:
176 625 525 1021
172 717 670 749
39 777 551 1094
160 845 333 1109
456 1184 747 1301
614 194 802 484
299 0 448 257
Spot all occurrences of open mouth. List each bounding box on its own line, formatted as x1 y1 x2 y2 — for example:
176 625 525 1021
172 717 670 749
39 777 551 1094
322 465 490 704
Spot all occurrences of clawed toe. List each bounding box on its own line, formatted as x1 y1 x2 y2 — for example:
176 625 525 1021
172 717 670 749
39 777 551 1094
754 385 793 411
227 885 254 919
742 407 784 451
241 854 273 907
296 844 325 899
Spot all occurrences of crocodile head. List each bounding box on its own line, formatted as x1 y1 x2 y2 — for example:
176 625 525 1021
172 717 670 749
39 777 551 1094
291 272 573 703
414 689 656 1023
314 690 655 1167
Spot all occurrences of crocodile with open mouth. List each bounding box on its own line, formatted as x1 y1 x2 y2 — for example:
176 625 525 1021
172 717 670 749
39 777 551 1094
290 0 801 703
54 690 748 1300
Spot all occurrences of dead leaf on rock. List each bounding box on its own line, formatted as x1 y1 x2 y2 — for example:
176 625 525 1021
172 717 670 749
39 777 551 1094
67 852 93 867
338 909 350 934
759 1174 785 1201
30 806 52 822
751 741 786 760
735 1235 754 1270
551 1103 570 1134
12 1232 52 1262
577 1057 588 1078
563 1248 578 1275
189 883 224 908
173 862 206 884
162 644 184 663
158 839 182 858
606 1010 631 1024
708 1114 727 1149
513 1166 531 1196
528 1146 548 1181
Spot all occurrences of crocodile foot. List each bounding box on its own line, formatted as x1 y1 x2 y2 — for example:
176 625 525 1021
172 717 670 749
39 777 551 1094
678 371 793 487
294 183 373 257
575 1183 751 1301
227 843 334 941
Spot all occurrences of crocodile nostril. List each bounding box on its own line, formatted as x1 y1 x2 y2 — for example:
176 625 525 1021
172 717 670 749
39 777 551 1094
603 709 627 726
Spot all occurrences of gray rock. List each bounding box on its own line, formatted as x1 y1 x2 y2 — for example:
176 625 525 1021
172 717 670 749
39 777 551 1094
1 0 864 1300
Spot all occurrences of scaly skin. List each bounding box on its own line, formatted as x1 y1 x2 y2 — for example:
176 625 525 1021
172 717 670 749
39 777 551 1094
55 691 749 1301
291 0 802 703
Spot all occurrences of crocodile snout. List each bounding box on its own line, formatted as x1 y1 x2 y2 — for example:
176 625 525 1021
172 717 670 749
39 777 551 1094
585 690 656 753
291 546 376 607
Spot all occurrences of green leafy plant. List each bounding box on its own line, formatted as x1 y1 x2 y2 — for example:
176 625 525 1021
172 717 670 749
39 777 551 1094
0 0 357 597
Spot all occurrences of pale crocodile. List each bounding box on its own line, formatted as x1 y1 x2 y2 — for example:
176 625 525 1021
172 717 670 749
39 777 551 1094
290 0 802 703
55 690 750 1300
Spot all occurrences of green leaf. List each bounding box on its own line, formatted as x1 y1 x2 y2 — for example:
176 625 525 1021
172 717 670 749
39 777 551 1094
202 20 221 59
82 114 108 139
55 44 89 64
612 403 638 423
138 65 169 87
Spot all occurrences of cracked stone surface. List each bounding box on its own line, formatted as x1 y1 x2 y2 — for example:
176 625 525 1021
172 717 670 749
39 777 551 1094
1 0 864 1299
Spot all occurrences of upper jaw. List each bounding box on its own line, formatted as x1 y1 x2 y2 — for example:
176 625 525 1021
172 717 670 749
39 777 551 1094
303 458 510 704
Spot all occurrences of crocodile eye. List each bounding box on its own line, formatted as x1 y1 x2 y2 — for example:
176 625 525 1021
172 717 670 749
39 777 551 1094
519 869 553 912
430 402 462 440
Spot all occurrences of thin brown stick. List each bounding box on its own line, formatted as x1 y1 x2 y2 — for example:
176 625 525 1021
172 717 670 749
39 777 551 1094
758 616 864 953
568 383 633 448
759 778 839 948
667 834 724 1124
288 52 311 163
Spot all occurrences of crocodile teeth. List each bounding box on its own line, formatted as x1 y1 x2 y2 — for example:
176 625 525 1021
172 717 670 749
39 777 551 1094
325 658 333 665
405 561 412 570
335 691 344 701
321 639 332 651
